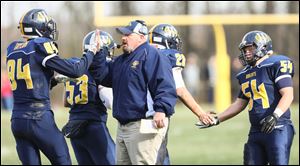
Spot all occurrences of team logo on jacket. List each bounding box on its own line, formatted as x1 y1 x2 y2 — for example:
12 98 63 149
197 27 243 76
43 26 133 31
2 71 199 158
131 60 139 69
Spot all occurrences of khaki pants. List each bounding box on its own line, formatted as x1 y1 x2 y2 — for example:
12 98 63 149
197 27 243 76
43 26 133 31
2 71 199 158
116 119 168 165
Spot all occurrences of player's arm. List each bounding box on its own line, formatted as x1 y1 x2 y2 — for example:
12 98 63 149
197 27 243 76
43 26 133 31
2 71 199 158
260 87 293 134
276 87 293 116
260 60 294 133
272 59 294 117
36 30 101 78
196 97 248 129
217 98 248 122
98 85 113 110
173 67 214 125
44 52 95 78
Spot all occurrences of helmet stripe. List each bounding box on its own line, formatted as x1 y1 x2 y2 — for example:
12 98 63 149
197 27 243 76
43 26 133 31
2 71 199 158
149 24 159 44
149 30 153 44
19 13 27 35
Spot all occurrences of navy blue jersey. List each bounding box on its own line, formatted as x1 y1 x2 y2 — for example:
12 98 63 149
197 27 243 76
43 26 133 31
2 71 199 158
64 71 107 122
236 55 294 131
6 37 94 119
159 49 186 69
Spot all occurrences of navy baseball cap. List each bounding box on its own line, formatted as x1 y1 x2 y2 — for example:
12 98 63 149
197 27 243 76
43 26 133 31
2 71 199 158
116 20 148 35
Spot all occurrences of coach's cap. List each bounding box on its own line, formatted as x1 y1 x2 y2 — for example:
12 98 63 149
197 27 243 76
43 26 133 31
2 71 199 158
116 20 148 35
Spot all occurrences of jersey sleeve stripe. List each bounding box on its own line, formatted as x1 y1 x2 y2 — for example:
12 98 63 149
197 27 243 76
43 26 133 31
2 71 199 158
275 75 291 83
42 54 58 67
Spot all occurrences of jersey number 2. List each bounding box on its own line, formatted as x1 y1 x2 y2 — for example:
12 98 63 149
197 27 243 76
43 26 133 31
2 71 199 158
175 53 186 67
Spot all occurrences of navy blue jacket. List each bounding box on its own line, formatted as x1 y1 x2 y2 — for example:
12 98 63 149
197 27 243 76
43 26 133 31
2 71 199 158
91 43 177 124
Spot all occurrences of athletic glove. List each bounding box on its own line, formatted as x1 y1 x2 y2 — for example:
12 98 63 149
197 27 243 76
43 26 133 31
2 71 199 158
195 116 220 129
54 74 78 83
260 113 279 134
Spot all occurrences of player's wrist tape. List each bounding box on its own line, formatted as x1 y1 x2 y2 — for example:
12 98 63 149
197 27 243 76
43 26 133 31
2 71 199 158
274 108 284 118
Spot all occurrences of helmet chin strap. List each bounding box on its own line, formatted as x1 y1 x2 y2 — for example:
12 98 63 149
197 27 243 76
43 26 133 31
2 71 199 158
35 29 43 37
22 35 39 39
248 54 262 66
247 59 257 66
156 44 166 49
164 40 170 49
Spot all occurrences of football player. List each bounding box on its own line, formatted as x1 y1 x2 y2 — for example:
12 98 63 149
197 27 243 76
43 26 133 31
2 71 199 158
200 31 295 165
54 31 116 165
148 24 215 165
6 9 101 165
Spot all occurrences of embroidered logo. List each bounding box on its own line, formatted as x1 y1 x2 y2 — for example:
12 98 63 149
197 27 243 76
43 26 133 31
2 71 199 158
131 61 139 69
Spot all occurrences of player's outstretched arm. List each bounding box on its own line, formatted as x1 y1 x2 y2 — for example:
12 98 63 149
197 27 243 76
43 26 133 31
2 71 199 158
177 86 214 125
173 67 214 125
218 98 248 122
196 98 248 129
40 30 102 78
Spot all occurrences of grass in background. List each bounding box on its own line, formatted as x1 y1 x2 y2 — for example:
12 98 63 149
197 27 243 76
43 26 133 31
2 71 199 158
1 104 299 165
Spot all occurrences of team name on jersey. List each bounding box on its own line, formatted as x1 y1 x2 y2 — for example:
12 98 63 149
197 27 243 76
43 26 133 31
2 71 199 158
14 42 28 50
246 72 256 79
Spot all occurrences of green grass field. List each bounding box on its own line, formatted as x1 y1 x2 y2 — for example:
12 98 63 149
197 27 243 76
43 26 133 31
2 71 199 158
1 103 299 165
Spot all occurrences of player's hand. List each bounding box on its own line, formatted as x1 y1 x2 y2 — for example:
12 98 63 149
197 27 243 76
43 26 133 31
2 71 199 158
88 29 101 54
195 116 220 129
54 74 78 83
260 113 279 134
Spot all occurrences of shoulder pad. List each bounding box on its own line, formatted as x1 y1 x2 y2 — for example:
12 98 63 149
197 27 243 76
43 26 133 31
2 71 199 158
7 40 28 56
7 41 20 51
236 66 251 78
35 38 59 55
33 37 52 44
266 55 291 63
159 49 185 68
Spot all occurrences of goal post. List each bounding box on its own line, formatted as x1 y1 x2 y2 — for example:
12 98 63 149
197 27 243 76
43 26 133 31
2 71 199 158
94 2 299 112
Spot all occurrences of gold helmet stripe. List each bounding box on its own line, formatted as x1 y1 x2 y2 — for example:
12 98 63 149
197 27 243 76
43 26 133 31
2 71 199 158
149 24 159 44
19 12 27 35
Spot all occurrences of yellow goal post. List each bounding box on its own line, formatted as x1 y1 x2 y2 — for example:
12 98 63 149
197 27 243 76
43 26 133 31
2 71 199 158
94 2 299 112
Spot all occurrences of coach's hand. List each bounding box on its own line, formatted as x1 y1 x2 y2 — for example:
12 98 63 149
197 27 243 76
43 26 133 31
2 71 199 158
196 116 220 129
260 113 279 134
197 111 215 125
153 112 166 129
